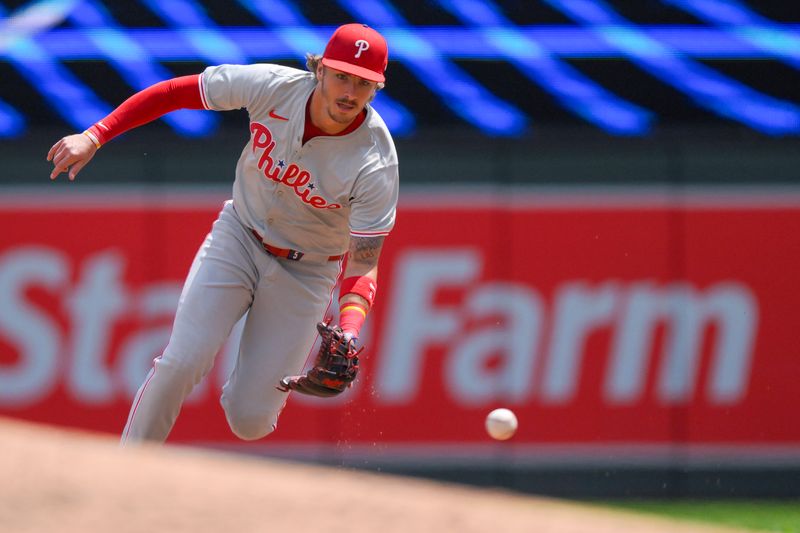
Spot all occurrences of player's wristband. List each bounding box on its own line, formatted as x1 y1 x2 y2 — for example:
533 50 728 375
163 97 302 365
82 129 101 149
339 302 368 338
339 276 377 307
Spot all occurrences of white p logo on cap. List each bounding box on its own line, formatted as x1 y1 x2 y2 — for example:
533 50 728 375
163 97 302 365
354 39 370 58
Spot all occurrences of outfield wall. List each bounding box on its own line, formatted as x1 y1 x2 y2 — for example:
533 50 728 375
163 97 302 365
1 185 799 497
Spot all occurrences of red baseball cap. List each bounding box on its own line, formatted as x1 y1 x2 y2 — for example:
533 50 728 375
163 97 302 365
321 23 388 83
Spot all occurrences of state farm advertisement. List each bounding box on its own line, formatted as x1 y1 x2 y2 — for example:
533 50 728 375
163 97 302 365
1 189 799 460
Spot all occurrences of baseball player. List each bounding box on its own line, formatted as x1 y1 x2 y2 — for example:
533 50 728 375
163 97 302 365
46 24 398 444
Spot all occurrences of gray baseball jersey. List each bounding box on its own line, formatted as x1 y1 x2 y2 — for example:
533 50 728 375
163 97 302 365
121 64 398 444
200 63 399 255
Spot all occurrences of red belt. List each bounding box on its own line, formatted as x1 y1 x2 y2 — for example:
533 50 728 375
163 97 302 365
250 229 343 262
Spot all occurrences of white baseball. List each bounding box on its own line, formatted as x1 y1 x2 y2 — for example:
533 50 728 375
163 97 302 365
485 408 518 440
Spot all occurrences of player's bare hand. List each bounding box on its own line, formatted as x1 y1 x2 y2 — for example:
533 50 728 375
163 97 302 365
47 133 98 181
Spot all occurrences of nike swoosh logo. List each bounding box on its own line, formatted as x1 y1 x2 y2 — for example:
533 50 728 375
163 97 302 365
269 108 289 121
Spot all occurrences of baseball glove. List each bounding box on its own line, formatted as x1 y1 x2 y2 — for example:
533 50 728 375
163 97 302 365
277 321 361 397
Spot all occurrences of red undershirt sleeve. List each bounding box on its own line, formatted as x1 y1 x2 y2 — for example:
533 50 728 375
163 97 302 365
84 74 205 147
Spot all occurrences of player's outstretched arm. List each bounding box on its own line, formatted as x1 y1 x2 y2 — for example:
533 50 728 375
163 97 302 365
46 74 205 181
47 133 98 181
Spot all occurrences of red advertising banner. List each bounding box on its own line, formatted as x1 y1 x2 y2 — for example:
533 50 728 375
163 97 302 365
1 188 799 462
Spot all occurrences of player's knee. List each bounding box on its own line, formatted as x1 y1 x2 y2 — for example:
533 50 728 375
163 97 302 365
225 410 279 441
154 351 212 386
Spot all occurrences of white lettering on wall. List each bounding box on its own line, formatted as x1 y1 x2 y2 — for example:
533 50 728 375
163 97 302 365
606 282 758 405
541 282 619 403
0 246 760 410
117 282 182 398
0 248 65 406
378 250 759 407
65 251 128 402
446 282 543 405
377 250 480 402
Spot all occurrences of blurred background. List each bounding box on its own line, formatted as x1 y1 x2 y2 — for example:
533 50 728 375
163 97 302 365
1 0 799 501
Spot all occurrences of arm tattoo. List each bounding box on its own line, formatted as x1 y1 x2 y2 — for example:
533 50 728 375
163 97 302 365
349 236 384 268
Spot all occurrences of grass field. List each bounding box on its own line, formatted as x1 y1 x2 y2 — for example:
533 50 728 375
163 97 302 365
603 500 800 532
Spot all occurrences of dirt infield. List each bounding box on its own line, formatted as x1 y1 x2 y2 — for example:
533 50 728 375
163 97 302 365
0 417 751 533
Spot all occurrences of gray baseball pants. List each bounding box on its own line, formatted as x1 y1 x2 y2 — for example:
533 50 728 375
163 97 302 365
121 201 341 443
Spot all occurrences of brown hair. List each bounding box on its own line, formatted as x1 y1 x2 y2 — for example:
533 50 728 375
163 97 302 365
305 53 386 91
